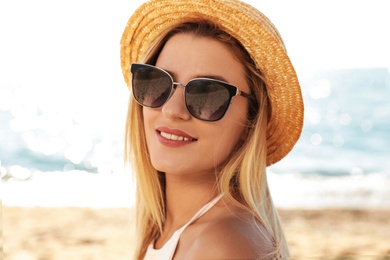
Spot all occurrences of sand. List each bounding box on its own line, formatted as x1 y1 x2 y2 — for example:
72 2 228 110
3 206 390 259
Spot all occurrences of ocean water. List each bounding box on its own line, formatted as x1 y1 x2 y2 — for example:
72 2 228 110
273 68 390 175
1 68 390 208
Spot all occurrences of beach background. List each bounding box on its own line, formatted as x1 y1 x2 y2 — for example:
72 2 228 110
1 0 390 259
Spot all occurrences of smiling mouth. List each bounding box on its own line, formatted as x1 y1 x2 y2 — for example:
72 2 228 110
158 131 197 142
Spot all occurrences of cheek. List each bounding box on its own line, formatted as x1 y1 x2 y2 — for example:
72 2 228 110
142 107 157 130
210 121 247 164
217 105 249 154
142 108 156 148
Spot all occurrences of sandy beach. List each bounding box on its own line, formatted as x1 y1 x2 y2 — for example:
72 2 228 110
3 206 390 259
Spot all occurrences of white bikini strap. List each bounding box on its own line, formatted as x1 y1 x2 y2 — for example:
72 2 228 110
178 193 223 231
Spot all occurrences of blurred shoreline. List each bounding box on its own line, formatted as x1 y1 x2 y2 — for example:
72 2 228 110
2 169 390 210
3 168 390 258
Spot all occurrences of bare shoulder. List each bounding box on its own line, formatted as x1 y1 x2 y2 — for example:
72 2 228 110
186 203 277 259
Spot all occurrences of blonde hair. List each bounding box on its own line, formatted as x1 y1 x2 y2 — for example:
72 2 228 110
125 19 289 259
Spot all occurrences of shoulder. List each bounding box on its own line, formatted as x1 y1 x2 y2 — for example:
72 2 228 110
185 205 277 259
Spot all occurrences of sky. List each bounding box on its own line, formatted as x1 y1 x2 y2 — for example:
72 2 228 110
249 0 390 70
0 0 389 127
1 0 389 92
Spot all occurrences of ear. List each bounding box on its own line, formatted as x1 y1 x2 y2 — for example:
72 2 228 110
239 125 250 142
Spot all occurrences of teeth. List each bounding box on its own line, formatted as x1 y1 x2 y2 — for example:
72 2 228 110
160 131 193 141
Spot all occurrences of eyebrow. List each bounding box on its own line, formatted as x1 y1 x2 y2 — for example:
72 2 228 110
164 68 230 84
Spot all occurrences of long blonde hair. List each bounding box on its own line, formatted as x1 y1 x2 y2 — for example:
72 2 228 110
125 19 289 259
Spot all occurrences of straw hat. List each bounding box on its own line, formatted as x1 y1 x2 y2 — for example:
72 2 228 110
120 0 304 166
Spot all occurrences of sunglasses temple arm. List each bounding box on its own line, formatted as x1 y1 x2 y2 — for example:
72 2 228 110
237 89 252 100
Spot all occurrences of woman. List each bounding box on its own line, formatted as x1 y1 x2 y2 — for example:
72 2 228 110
120 0 304 259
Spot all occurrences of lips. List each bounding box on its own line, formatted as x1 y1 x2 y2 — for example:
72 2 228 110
160 131 194 141
156 127 197 143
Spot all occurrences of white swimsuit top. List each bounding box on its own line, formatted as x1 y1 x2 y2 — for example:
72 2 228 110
144 194 223 260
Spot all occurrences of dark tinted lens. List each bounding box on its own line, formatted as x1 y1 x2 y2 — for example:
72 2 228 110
185 80 231 121
132 66 172 107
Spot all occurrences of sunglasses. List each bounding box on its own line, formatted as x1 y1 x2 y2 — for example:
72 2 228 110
130 63 252 122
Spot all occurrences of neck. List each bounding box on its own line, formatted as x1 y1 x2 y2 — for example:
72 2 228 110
163 172 219 231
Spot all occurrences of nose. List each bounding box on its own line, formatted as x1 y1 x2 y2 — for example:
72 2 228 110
161 84 191 121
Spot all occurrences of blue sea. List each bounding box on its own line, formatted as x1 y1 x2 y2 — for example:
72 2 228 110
1 68 390 209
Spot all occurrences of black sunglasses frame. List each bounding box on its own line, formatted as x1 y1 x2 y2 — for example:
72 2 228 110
130 63 252 122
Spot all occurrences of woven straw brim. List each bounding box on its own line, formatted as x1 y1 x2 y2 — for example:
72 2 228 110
120 0 304 166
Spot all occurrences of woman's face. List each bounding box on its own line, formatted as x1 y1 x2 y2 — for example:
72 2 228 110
143 33 250 178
